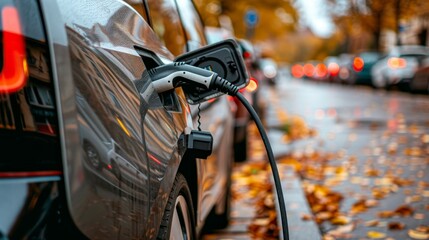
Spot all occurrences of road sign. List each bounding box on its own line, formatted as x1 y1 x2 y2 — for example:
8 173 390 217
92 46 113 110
245 10 258 27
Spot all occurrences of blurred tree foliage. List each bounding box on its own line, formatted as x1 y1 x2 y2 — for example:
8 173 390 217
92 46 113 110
194 0 306 62
329 0 429 52
194 0 429 62
194 0 353 63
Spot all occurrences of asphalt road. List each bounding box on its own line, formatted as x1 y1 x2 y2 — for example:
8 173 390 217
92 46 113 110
264 74 429 239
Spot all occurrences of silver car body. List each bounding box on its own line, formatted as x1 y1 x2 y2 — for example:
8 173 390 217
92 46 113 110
40 0 231 238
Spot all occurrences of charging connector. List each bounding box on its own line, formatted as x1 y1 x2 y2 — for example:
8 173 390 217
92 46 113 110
149 62 289 240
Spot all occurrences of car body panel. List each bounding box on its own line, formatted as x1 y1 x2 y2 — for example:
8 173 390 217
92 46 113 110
42 0 191 238
145 0 235 232
2 0 232 238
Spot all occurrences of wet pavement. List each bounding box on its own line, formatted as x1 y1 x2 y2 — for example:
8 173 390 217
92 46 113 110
265 75 429 239
203 73 429 239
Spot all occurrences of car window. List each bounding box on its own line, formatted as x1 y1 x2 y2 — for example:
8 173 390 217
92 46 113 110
174 0 207 51
146 0 186 56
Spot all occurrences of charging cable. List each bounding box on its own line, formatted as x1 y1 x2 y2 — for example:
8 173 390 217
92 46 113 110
149 62 289 240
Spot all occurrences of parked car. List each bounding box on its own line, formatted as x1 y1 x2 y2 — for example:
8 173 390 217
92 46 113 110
349 51 381 86
409 57 429 93
371 45 429 89
0 1 234 239
259 58 279 85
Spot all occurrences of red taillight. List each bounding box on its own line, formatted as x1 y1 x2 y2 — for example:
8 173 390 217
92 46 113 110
353 57 364 72
291 64 304 78
388 57 406 69
328 62 339 76
245 77 258 92
315 63 327 78
303 63 315 77
0 170 62 178
243 51 252 59
0 6 28 93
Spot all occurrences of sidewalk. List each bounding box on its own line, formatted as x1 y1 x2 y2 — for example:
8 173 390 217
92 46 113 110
202 123 322 240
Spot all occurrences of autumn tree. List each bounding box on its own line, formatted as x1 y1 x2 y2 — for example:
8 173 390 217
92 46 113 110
330 0 429 52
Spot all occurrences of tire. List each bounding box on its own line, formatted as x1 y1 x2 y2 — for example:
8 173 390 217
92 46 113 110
157 173 195 240
83 142 102 170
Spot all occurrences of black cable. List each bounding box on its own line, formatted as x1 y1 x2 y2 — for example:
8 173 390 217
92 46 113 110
211 76 289 239
197 103 202 131
235 92 289 240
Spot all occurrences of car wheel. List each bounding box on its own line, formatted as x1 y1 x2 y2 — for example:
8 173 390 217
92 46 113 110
157 173 195 240
84 142 102 170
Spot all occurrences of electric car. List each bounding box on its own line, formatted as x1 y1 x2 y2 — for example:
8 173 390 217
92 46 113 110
371 45 429 89
0 0 236 239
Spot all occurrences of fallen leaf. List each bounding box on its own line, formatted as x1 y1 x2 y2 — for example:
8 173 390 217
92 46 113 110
406 195 422 204
404 147 423 157
350 199 368 215
416 226 429 233
414 213 425 220
422 134 429 144
393 178 414 187
365 219 380 227
330 215 350 225
365 168 380 177
378 211 395 218
325 223 355 238
301 213 313 221
388 222 406 230
395 205 414 217
367 231 386 239
408 229 429 239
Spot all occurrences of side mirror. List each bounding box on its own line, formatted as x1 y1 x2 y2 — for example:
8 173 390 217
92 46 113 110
175 39 249 104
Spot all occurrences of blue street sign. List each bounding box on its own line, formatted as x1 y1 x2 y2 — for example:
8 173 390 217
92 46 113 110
245 10 258 27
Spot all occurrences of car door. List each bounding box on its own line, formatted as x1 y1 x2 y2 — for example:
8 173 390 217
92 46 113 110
42 0 183 239
145 0 234 227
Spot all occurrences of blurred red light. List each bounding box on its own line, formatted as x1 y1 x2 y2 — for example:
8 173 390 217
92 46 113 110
243 51 252 59
315 63 327 78
303 63 315 77
245 77 258 92
291 64 304 78
328 62 340 76
315 109 325 119
353 57 364 72
388 57 406 69
0 6 28 93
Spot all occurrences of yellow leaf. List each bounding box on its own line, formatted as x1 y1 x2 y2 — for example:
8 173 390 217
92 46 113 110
331 215 350 225
367 231 386 239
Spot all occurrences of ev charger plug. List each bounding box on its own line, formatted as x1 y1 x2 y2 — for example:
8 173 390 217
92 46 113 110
148 62 290 240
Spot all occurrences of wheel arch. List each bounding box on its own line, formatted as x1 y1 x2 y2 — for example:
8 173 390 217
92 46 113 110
177 156 199 227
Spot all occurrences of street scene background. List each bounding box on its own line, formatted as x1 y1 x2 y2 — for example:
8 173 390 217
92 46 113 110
196 0 429 239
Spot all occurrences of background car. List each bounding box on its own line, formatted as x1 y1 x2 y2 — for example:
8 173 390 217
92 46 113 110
259 57 279 85
409 56 429 93
349 51 381 86
0 0 235 239
371 45 429 89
